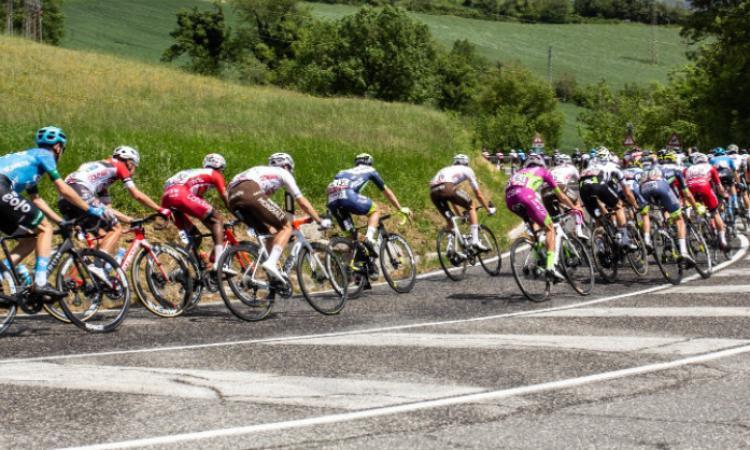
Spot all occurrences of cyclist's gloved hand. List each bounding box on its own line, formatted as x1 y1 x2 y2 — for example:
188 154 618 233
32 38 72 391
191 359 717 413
400 207 412 217
158 208 172 220
87 205 105 218
696 204 707 216
488 206 497 216
319 218 332 229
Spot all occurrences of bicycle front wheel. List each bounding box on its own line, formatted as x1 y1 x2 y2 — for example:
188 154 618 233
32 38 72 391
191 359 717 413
297 243 348 315
560 235 595 296
625 222 648 277
652 229 683 285
0 275 18 336
436 229 467 281
133 246 193 318
327 237 367 299
56 249 130 333
216 243 273 321
509 237 550 302
478 225 502 276
380 234 416 293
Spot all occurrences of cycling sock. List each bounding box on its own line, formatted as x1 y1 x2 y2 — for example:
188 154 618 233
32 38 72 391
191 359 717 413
546 251 556 270
266 246 284 266
34 256 50 287
213 245 224 264
678 238 688 255
365 227 377 242
720 229 727 243
644 233 652 245
1 258 9 272
732 194 739 209
470 224 480 243
618 226 630 243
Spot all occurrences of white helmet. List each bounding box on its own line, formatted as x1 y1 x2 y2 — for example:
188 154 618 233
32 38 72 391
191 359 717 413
524 154 546 168
203 153 226 171
691 152 708 165
596 146 611 162
728 144 739 154
113 146 140 167
269 152 295 172
453 154 469 166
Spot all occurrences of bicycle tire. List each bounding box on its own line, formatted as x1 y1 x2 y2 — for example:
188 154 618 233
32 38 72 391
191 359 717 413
327 237 367 299
436 229 467 281
625 222 649 277
380 233 416 293
651 228 683 285
297 242 348 315
509 236 550 302
0 274 18 336
134 245 193 318
216 243 273 322
478 225 502 276
561 235 595 296
687 223 712 279
163 244 203 311
591 226 618 283
56 248 130 333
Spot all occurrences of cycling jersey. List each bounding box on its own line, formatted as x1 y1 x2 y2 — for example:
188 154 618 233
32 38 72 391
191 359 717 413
505 166 558 227
640 165 682 214
164 168 226 197
65 158 134 196
580 160 625 186
551 164 580 186
430 165 479 190
327 166 385 201
0 148 60 194
685 163 722 211
621 167 647 208
229 166 302 198
710 156 736 184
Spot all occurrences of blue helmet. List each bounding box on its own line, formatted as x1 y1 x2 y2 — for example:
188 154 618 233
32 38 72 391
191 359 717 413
36 126 67 148
713 147 726 156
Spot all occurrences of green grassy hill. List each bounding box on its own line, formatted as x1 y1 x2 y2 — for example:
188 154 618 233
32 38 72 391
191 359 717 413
0 36 513 251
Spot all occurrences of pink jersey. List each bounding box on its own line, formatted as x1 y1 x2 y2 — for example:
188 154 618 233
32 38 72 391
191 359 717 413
65 158 134 195
164 168 226 197
506 166 557 192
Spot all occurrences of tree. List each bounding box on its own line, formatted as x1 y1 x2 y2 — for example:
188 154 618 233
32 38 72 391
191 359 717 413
0 0 65 45
162 4 230 76
435 39 487 112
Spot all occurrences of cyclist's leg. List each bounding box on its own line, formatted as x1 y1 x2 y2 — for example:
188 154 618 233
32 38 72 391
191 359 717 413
430 184 455 231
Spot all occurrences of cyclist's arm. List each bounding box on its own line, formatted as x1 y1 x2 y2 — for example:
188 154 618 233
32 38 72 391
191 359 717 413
296 195 322 224
471 186 491 210
619 182 639 209
126 185 162 212
29 193 62 224
382 186 403 210
214 173 231 210
553 187 578 211
110 208 134 224
54 178 93 213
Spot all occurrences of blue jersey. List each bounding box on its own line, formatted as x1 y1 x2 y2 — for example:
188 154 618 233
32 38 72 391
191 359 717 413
0 148 60 194
329 166 386 194
710 155 736 173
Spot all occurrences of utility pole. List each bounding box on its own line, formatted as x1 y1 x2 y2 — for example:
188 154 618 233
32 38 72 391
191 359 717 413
5 0 13 35
547 46 552 84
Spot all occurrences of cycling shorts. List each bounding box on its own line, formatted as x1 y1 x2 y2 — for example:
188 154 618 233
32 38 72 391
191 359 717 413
506 186 551 227
580 180 620 217
161 185 214 231
718 169 735 187
58 183 111 231
688 182 719 211
641 179 681 214
328 190 374 231
430 182 472 219
0 175 44 236
228 180 287 235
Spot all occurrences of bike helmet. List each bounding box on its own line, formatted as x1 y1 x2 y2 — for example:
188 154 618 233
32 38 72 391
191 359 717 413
35 126 67 148
203 153 226 171
713 147 726 156
663 151 678 164
269 152 295 171
555 154 572 166
596 146 612 162
453 154 470 166
524 154 546 168
355 153 374 166
112 145 141 167
728 144 739 154
741 148 748 155
691 152 708 165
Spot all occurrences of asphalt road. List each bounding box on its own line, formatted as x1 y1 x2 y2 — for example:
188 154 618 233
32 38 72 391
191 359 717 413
2 236 750 449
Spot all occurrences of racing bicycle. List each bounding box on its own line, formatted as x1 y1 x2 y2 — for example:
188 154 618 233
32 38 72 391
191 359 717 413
435 205 501 281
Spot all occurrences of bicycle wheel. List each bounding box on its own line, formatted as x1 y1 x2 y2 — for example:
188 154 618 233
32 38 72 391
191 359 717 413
297 242 348 315
625 222 649 277
436 229 467 281
0 274 18 336
651 229 683 285
509 236 550 302
133 245 193 318
687 223 712 279
216 243 273 321
591 227 618 283
327 237 367 299
380 233 416 293
163 244 203 311
560 235 595 296
478 225 502 276
56 249 130 333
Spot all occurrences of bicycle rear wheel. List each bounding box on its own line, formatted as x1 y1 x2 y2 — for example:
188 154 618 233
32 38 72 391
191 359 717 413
687 223 712 279
591 227 618 283
652 228 683 285
133 245 193 318
297 243 348 315
56 249 130 333
216 243 273 321
0 275 18 336
625 223 648 277
560 235 595 296
436 229 467 281
380 233 416 293
327 237 367 299
509 237 550 302
478 225 502 276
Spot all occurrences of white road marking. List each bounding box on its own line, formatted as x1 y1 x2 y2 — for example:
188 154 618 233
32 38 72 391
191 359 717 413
529 307 750 318
270 332 748 356
712 268 748 277
0 362 481 410
2 235 746 365
656 285 750 294
63 343 750 450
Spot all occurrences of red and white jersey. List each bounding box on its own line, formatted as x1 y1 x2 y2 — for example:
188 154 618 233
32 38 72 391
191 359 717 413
164 168 226 197
229 166 303 198
685 163 720 187
65 158 134 195
551 164 580 185
430 165 479 189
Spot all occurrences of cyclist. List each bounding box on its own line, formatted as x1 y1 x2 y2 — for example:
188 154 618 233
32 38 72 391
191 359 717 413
727 144 750 219
685 152 729 249
430 154 495 252
228 153 331 283
543 154 587 239
505 154 581 280
579 147 639 250
621 157 652 249
161 153 230 268
640 155 698 263
0 126 108 297
59 146 170 257
327 153 410 258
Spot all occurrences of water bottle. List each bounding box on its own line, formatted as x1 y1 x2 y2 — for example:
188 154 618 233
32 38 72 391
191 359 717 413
115 247 126 264
16 264 32 286
178 229 191 245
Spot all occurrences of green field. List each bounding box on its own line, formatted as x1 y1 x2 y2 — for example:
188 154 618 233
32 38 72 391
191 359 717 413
0 36 515 250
